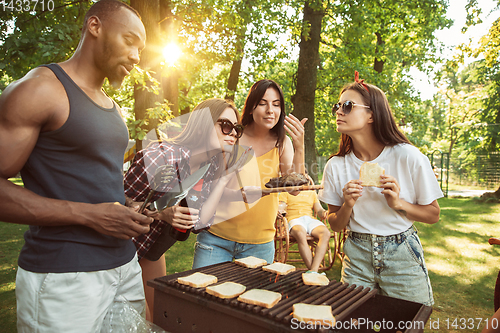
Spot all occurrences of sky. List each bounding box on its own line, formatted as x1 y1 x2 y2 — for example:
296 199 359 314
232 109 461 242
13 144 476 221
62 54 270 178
410 0 499 100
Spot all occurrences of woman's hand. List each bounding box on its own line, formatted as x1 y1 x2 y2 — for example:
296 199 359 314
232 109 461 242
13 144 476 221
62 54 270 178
155 205 199 230
342 180 363 208
225 146 253 176
284 114 307 150
380 175 403 210
240 186 267 204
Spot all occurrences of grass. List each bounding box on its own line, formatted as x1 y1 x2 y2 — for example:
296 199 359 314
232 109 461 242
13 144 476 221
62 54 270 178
0 223 27 332
418 197 500 332
448 182 496 192
1 178 500 332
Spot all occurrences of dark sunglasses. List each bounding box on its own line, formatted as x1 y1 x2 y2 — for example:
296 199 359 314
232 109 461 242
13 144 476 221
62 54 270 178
217 119 244 138
332 100 370 115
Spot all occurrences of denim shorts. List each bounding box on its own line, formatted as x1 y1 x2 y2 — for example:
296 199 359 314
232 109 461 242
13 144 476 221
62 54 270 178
192 231 275 269
342 226 434 306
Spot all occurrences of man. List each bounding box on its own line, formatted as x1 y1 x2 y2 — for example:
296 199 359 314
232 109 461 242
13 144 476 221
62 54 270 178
0 1 152 331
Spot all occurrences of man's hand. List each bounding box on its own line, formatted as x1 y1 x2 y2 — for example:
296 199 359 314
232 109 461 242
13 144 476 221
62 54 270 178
125 197 157 217
83 202 154 240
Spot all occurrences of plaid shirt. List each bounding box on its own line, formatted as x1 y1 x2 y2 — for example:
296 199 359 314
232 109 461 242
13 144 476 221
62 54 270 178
124 142 220 260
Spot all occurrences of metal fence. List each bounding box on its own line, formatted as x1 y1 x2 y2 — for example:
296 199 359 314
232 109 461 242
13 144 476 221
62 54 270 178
451 152 500 188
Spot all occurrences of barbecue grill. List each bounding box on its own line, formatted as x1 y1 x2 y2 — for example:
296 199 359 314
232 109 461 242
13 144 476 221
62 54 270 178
149 262 432 333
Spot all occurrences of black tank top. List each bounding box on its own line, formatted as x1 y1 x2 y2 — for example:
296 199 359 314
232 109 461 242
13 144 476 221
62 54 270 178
18 63 136 273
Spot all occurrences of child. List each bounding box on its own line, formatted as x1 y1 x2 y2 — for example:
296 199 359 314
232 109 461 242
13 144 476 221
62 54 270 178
318 72 443 306
279 173 330 273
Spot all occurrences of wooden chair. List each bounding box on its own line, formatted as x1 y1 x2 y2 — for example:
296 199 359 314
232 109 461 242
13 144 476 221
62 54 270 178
274 215 345 272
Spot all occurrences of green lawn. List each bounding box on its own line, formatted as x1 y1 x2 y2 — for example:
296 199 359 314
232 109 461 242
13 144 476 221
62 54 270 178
1 190 499 332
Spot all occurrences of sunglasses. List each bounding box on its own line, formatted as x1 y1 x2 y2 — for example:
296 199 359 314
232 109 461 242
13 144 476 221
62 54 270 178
217 119 244 138
332 100 370 115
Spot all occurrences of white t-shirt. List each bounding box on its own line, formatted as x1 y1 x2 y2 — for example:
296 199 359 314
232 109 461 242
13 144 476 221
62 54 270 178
318 144 443 235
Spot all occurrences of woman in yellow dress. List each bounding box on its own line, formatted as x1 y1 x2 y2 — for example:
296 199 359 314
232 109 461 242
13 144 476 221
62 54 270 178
192 79 307 268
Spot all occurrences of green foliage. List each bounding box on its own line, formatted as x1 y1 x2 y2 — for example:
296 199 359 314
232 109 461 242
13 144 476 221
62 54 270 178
0 0 91 80
0 0 462 164
312 0 452 155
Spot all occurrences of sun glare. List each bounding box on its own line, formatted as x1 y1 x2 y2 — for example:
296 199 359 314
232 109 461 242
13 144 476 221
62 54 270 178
162 43 182 66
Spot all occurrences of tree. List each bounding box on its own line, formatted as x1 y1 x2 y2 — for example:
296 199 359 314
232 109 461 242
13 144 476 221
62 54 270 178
130 0 164 150
292 0 325 181
309 0 451 163
0 1 90 81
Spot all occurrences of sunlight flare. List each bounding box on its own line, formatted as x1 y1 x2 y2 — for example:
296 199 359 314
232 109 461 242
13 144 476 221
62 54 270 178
162 43 182 66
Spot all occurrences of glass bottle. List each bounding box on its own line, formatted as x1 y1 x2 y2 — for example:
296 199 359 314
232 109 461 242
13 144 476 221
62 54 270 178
168 179 204 241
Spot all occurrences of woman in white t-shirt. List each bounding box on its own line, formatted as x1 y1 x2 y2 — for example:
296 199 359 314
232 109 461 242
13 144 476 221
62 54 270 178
318 72 443 306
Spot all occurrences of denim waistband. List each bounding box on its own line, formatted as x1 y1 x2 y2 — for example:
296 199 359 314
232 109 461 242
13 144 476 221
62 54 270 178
347 225 417 243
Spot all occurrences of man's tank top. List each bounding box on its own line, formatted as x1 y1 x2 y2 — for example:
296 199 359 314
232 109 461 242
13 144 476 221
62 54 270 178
209 147 280 244
17 63 136 273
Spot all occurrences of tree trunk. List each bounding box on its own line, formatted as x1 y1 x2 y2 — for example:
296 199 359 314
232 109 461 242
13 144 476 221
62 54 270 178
130 0 162 150
374 31 385 73
225 0 250 103
225 34 245 102
292 0 324 183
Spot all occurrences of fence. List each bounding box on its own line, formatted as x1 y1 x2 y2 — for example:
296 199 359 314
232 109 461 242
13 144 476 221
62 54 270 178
451 152 500 188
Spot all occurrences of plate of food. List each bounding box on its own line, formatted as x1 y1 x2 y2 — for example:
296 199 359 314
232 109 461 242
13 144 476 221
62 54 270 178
260 172 324 194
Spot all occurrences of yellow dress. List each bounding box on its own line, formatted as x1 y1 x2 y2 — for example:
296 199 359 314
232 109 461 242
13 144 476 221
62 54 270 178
209 147 280 244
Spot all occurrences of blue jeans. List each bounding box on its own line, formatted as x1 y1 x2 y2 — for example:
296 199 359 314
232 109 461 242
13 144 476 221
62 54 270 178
342 226 434 306
192 231 275 269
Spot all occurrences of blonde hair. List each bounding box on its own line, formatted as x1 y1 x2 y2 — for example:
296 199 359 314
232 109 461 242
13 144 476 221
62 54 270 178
167 98 239 148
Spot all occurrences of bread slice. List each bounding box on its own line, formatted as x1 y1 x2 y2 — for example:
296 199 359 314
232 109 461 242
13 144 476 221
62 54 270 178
262 262 296 275
206 282 246 299
237 289 282 308
177 272 217 288
302 272 330 286
360 162 385 187
293 303 336 326
234 256 268 268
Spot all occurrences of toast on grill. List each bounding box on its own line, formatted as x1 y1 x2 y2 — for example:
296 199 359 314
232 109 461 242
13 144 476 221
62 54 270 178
302 272 330 286
177 272 217 288
206 282 246 299
359 162 385 187
234 256 268 268
262 262 296 275
293 303 336 326
237 289 282 308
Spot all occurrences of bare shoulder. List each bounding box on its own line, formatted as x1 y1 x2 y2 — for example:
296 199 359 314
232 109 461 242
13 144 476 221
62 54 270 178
0 66 67 127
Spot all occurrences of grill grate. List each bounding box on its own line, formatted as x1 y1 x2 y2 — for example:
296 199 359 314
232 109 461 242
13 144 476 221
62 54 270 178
159 261 376 327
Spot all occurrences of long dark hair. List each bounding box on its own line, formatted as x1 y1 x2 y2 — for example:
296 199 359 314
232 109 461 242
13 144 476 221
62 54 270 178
241 79 286 150
333 82 410 157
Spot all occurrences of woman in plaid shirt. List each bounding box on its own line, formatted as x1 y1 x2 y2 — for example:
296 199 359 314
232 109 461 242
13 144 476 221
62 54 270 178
124 98 256 320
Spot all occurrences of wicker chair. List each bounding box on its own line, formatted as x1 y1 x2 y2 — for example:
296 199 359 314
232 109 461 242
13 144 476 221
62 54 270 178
274 215 345 271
